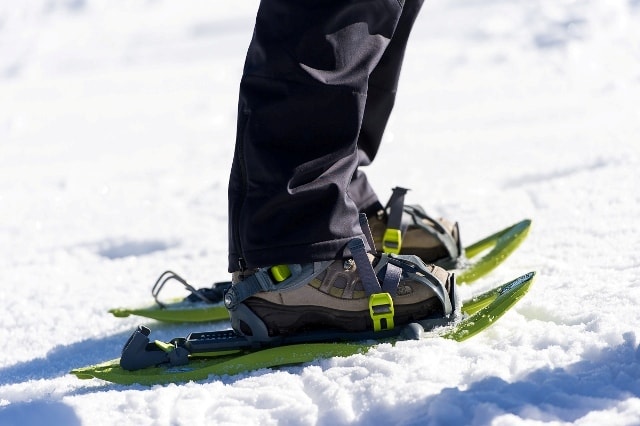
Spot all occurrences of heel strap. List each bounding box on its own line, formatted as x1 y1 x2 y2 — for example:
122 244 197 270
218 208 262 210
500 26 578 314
224 261 333 310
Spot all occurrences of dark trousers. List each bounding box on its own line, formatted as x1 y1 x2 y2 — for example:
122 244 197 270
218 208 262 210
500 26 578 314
228 0 424 271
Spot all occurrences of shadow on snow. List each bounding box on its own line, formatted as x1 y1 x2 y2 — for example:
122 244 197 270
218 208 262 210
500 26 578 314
355 332 640 425
1 326 639 425
0 400 81 426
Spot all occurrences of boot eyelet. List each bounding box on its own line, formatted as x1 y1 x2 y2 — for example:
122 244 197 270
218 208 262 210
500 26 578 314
343 259 355 270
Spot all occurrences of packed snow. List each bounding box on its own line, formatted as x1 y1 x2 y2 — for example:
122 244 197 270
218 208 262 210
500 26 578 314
1 0 639 424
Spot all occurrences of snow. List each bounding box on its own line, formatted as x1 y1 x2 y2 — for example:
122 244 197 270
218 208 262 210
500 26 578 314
1 0 639 424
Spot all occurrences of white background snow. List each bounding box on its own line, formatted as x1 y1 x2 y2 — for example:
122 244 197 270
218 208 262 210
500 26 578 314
1 0 639 424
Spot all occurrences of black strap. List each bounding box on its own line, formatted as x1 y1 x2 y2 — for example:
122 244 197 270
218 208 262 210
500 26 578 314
404 205 461 260
347 238 382 297
359 213 377 252
379 260 402 296
385 187 409 233
152 271 216 308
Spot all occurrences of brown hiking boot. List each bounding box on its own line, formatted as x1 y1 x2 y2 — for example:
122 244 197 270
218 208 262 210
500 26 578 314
225 238 456 342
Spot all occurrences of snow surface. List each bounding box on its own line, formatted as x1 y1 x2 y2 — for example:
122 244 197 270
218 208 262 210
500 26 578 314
1 0 640 425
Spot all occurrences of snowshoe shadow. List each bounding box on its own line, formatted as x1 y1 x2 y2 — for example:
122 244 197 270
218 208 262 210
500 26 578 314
354 332 640 425
0 400 81 426
95 238 178 259
0 330 136 386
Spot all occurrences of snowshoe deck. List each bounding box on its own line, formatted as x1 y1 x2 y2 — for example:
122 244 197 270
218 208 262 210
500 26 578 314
73 272 535 385
109 301 229 323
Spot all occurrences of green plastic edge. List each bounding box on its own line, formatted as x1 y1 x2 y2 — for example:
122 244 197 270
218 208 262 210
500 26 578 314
443 271 536 341
109 304 229 323
456 219 531 284
460 273 530 316
71 342 370 386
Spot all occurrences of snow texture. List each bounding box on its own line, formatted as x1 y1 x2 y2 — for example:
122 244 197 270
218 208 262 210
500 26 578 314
1 0 639 425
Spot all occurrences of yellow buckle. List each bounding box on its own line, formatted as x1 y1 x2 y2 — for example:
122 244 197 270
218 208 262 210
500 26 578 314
382 228 402 254
154 340 174 353
270 265 291 282
369 293 395 331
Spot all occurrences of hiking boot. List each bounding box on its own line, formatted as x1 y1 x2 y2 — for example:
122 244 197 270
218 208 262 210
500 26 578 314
225 236 456 343
367 187 462 267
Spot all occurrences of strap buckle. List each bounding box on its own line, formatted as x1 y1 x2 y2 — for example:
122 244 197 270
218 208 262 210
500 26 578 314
269 265 291 282
369 292 395 331
382 228 402 255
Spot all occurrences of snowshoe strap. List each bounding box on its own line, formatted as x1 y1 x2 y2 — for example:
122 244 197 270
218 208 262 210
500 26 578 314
347 238 384 296
347 236 400 331
185 282 232 304
348 237 453 316
377 256 402 296
224 261 334 310
359 213 377 252
352 214 403 296
382 187 409 254
382 186 461 261
403 205 461 260
385 254 454 316
151 270 219 308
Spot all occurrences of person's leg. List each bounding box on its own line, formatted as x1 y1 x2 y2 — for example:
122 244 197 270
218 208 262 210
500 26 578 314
228 0 406 272
342 0 462 264
226 0 456 341
348 0 425 213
